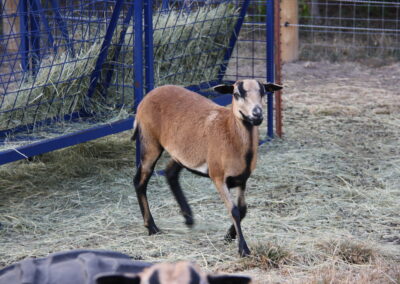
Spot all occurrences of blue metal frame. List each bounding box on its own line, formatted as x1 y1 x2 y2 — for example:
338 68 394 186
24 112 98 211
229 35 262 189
144 0 155 93
19 0 29 72
0 118 134 165
1 0 277 166
134 0 144 166
217 0 251 82
29 0 40 75
49 0 74 56
102 3 135 95
33 0 56 54
84 0 124 108
266 0 275 139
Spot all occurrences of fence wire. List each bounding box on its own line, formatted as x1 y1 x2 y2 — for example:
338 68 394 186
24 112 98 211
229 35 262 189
295 0 400 61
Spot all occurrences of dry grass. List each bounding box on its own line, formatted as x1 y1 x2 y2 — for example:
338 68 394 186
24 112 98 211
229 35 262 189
234 242 291 270
0 61 399 283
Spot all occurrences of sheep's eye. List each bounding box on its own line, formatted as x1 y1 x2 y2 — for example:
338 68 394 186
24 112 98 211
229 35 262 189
233 92 241 100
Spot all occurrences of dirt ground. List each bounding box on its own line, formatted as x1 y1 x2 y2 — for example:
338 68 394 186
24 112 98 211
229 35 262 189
0 61 399 283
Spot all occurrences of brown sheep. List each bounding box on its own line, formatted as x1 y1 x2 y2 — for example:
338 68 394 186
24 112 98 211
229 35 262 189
132 80 282 257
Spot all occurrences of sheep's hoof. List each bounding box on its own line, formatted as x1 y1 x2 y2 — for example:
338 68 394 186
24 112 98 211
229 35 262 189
239 242 251 257
239 247 251 258
147 225 161 236
185 218 194 227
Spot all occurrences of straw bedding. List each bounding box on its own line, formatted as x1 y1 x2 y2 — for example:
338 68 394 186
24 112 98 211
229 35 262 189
0 61 399 283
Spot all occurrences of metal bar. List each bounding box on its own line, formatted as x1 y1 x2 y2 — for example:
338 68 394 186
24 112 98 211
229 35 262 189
102 3 135 96
217 0 251 82
161 0 169 11
19 0 29 72
331 0 400 5
144 0 154 93
0 118 134 165
32 0 56 53
0 111 90 138
266 0 275 139
274 0 282 138
134 0 144 167
286 23 400 33
84 0 124 109
29 0 40 75
49 0 75 56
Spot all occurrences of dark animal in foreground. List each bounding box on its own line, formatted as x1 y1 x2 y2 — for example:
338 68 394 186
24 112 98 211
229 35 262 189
132 80 282 257
0 250 251 284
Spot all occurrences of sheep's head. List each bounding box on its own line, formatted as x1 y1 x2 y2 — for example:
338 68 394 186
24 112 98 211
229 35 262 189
214 80 282 126
96 261 251 284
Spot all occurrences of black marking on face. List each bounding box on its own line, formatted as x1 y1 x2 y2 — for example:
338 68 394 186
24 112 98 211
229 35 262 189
239 110 263 127
258 81 266 96
233 81 247 99
149 270 160 284
239 111 253 126
189 267 201 284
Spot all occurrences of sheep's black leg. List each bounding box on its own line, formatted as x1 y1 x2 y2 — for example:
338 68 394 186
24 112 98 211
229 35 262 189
134 144 163 236
165 160 194 226
214 179 250 257
225 186 247 243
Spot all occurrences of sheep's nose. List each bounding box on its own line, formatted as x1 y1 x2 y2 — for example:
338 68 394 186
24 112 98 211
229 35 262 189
252 106 262 118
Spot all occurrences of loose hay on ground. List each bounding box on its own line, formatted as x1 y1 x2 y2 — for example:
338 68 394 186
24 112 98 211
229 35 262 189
0 61 399 283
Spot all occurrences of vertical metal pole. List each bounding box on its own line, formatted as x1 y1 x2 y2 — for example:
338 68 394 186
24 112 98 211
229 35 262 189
33 0 56 54
19 0 29 72
134 0 144 167
161 0 168 11
29 0 40 75
144 0 154 93
274 0 283 138
84 0 124 106
266 0 275 139
49 0 75 56
102 3 135 95
217 0 251 82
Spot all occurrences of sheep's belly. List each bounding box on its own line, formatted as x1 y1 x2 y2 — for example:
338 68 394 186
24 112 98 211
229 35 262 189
192 163 208 175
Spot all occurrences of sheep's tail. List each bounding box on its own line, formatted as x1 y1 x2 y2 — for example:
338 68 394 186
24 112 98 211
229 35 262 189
131 119 139 141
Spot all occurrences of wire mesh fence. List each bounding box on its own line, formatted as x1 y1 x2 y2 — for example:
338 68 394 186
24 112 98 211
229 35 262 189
296 0 400 61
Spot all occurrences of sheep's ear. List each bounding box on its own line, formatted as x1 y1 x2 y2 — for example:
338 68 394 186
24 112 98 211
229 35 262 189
96 274 140 284
214 84 234 94
263 83 283 92
207 275 252 284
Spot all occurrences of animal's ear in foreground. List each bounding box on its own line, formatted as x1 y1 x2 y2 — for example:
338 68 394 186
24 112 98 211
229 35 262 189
96 274 140 284
96 274 251 284
208 275 252 284
96 261 252 284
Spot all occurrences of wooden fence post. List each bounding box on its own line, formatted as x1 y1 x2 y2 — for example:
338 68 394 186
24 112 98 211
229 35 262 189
280 0 299 62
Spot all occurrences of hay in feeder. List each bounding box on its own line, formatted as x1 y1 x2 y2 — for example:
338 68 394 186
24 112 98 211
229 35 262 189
0 3 238 134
